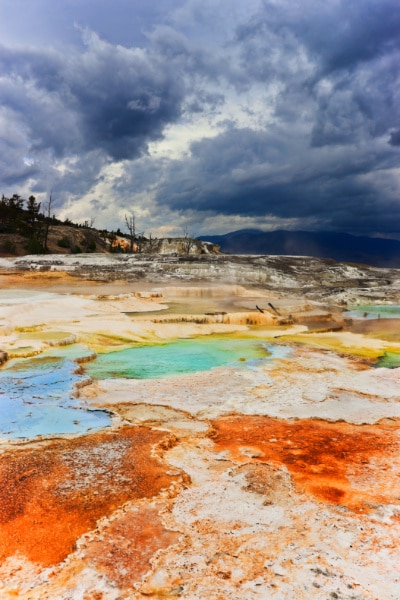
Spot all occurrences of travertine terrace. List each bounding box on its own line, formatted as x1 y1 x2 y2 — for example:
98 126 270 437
0 254 400 599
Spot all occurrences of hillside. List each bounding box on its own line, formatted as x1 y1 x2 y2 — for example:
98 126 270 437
0 193 219 257
0 225 107 256
0 224 218 257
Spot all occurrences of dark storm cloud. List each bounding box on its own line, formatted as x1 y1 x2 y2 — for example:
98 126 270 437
232 0 400 146
148 0 400 236
1 0 400 237
0 30 185 161
156 124 400 236
389 130 400 146
235 0 400 77
297 0 400 75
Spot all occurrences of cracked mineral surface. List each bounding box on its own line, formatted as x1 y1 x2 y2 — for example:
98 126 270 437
0 254 399 599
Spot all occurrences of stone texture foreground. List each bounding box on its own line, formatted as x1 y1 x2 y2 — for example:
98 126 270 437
0 256 400 599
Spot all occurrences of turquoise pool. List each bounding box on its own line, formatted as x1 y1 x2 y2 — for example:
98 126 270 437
85 337 290 380
345 305 400 319
1 337 290 440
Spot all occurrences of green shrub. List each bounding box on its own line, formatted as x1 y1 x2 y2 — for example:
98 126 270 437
1 239 17 254
82 233 97 252
25 237 45 254
57 236 71 248
87 238 96 252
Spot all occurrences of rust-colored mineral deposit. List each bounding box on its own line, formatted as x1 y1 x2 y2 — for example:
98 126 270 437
0 426 182 567
84 503 180 587
210 415 400 512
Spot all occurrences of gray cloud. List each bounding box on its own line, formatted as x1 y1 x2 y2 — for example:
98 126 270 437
154 124 400 236
1 0 400 238
235 0 400 77
389 130 400 146
0 30 185 161
233 1 400 146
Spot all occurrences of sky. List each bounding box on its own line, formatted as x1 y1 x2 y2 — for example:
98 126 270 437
1 0 400 238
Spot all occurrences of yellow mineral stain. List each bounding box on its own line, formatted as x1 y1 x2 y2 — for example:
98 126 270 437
282 330 400 361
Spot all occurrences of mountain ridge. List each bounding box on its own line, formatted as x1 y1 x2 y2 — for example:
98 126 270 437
199 229 400 268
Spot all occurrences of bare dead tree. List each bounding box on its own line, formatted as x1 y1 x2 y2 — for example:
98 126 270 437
125 213 136 253
42 190 54 252
82 216 95 228
147 232 159 253
182 226 196 254
135 231 145 253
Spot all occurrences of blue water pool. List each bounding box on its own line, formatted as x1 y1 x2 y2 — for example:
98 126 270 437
0 354 110 440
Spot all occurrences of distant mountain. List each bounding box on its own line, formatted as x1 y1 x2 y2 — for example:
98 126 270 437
199 230 400 268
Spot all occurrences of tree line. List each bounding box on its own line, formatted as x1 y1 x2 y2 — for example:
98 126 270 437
0 193 198 255
0 192 100 254
0 193 55 253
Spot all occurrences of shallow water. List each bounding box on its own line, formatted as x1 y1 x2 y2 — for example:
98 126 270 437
376 352 400 369
346 305 400 319
0 353 110 440
125 298 241 317
0 289 59 305
1 337 289 440
85 336 288 380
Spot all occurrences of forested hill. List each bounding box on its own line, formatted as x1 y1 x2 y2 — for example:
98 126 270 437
0 193 216 256
0 193 114 255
